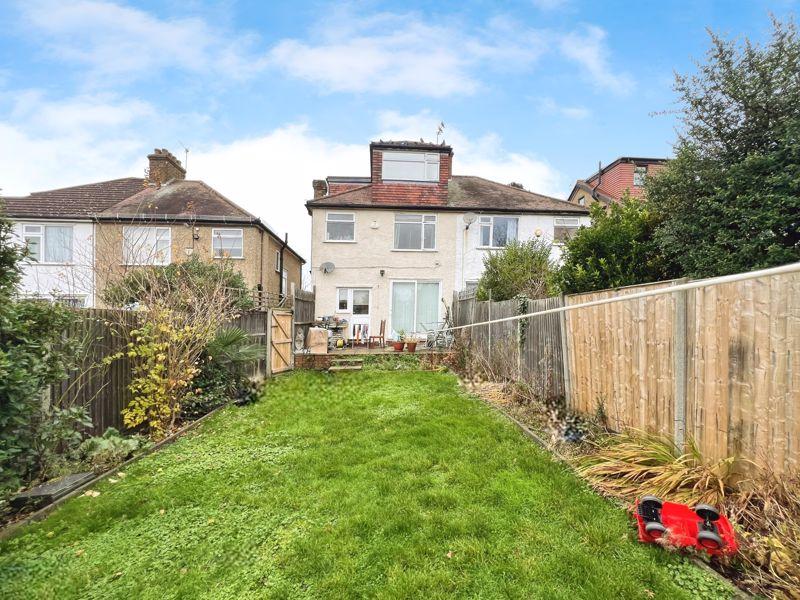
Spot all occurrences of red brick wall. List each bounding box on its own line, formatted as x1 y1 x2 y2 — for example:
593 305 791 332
370 148 452 206
295 353 333 370
328 182 367 195
587 161 666 201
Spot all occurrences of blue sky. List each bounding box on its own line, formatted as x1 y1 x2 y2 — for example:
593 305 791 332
0 0 795 259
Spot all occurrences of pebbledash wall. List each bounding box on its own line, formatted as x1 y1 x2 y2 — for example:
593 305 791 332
310 207 458 339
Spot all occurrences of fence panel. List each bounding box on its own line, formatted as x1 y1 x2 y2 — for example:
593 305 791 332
226 310 269 380
521 296 565 401
293 289 316 347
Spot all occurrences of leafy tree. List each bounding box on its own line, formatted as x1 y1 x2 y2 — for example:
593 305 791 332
0 203 82 497
476 239 555 301
555 195 676 294
648 17 800 277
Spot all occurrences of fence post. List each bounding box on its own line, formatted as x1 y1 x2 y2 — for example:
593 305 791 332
673 284 689 450
265 309 273 378
558 294 572 410
487 290 492 362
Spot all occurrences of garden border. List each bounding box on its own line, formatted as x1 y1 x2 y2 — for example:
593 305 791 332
0 403 228 541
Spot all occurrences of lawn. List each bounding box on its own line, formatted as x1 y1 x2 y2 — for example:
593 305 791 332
0 369 730 599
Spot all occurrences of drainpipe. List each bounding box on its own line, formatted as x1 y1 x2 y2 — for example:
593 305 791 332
279 233 288 298
592 160 602 201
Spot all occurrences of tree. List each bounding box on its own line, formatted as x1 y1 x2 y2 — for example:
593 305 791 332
555 195 676 294
476 239 555 301
647 17 800 277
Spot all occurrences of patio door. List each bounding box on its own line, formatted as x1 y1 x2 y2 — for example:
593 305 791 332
390 281 440 337
337 287 371 341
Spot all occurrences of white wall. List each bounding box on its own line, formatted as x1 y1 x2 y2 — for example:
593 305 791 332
11 220 96 307
454 213 591 291
310 208 458 338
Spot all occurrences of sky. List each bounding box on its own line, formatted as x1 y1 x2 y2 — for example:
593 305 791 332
0 0 795 262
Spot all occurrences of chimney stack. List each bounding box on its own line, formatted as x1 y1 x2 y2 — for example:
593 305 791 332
147 148 186 187
312 179 328 199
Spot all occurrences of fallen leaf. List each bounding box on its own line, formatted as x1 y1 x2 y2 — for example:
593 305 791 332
108 478 118 484
75 549 84 557
446 551 453 559
117 472 126 478
180 568 188 575
46 531 54 538
83 490 100 498
112 572 123 579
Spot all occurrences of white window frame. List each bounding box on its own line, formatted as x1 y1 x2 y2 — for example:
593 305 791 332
22 223 74 264
281 269 288 296
211 228 244 259
633 165 647 187
122 226 171 266
274 250 281 272
325 212 355 242
335 287 371 315
382 151 440 182
577 195 586 206
478 215 519 249
553 217 581 245
393 213 437 251
389 279 442 336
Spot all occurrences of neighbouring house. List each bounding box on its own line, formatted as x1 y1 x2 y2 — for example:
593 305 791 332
567 157 669 206
306 140 590 340
3 148 304 307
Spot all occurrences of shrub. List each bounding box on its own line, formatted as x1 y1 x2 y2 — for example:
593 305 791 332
555 196 676 294
476 239 555 301
78 428 149 471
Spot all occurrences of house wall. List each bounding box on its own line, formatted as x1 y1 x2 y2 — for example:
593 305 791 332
94 222 302 301
586 161 667 201
310 207 457 338
455 213 592 289
11 219 96 306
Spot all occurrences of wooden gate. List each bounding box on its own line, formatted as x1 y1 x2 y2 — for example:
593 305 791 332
270 309 294 374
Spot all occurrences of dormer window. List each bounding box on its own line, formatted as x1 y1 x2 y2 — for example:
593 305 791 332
633 165 647 186
382 151 440 182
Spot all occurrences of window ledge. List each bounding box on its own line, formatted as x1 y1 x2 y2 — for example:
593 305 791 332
213 256 245 260
391 249 438 253
324 240 357 243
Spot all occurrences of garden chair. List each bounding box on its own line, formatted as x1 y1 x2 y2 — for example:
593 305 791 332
368 319 386 349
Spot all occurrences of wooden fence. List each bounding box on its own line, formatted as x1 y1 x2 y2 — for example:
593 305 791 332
453 270 800 475
452 293 565 400
293 288 315 347
52 308 283 435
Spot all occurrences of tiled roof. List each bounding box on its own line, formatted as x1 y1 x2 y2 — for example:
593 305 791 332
100 180 255 220
2 178 146 218
570 180 614 205
307 176 589 214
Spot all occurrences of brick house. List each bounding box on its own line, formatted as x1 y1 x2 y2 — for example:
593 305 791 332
3 149 304 307
307 140 589 340
567 157 668 207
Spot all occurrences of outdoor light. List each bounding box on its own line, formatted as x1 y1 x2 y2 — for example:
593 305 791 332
380 269 385 277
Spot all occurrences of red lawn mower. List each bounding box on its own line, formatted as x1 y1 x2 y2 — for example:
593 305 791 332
635 496 738 556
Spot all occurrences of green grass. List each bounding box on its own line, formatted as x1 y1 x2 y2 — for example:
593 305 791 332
0 370 732 599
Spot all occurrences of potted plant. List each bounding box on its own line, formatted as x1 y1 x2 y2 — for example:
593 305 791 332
405 333 418 353
392 330 406 352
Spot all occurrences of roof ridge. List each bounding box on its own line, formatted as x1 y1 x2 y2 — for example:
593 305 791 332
29 177 144 197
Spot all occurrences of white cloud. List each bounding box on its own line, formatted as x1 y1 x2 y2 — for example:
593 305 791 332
536 97 590 120
268 9 547 97
18 0 266 80
559 25 634 95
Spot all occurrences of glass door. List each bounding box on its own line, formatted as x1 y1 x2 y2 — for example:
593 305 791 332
390 281 441 337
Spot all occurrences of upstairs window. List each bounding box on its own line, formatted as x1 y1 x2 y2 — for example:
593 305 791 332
577 195 586 206
382 151 440 182
123 226 171 265
554 217 581 244
275 250 281 272
633 165 647 186
394 213 436 250
23 224 73 263
326 212 355 241
479 216 518 248
212 228 243 259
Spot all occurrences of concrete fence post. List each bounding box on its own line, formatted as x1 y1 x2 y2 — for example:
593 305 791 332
673 283 689 450
558 295 572 411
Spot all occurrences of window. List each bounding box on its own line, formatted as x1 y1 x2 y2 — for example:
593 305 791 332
326 212 355 241
553 217 581 244
394 213 436 250
465 280 479 293
274 250 281 272
22 224 73 263
123 226 171 265
336 288 370 315
478 216 518 248
634 165 647 186
391 281 440 335
212 228 243 259
577 195 586 206
382 151 440 182
281 269 288 295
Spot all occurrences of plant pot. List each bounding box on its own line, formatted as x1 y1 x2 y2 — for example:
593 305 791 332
392 341 405 352
406 341 417 353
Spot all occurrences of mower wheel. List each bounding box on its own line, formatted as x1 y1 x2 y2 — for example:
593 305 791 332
694 504 720 522
697 530 724 549
645 521 667 538
640 495 663 507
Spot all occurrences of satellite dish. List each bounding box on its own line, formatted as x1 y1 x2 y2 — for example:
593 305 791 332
320 261 335 274
464 212 477 225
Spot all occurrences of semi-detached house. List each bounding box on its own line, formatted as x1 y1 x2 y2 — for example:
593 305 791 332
3 148 304 307
307 140 590 340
